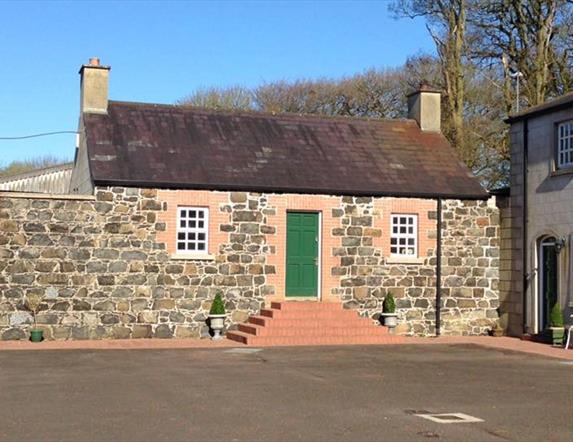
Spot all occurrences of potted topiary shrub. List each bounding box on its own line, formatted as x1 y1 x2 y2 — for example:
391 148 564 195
381 292 398 328
548 302 565 346
208 292 226 340
25 293 44 343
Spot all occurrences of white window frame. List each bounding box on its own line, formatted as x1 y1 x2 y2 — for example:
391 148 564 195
557 120 573 169
390 214 418 257
176 206 209 255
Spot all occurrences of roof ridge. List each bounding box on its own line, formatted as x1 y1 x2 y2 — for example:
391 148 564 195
506 90 573 122
108 100 416 126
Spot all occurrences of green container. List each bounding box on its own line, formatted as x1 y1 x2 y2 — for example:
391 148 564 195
550 327 565 346
29 329 43 343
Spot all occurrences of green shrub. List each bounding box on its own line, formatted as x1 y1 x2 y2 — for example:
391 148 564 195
383 293 396 314
549 302 564 328
209 292 226 315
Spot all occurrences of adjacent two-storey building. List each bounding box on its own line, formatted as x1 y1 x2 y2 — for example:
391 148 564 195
506 93 573 337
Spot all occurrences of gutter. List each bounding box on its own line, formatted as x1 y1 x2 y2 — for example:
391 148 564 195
435 197 443 336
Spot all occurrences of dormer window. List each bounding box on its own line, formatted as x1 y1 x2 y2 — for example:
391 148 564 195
557 120 573 169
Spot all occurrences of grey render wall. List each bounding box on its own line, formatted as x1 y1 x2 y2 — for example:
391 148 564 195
69 119 94 195
509 108 573 334
0 188 501 340
497 194 522 336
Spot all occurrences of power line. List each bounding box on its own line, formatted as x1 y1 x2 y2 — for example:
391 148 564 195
0 131 78 140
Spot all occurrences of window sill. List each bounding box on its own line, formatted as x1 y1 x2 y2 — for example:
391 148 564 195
551 167 573 177
385 256 425 265
171 253 215 261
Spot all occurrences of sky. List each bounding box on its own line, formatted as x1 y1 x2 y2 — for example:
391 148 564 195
0 1 434 165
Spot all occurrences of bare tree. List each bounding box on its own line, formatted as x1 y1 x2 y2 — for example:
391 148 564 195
254 68 407 118
0 155 69 178
178 85 254 111
468 0 573 111
391 0 467 157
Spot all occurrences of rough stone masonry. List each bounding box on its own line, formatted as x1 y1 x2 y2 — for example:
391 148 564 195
0 187 500 340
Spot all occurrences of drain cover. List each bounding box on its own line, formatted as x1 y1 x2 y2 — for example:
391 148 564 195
415 413 483 424
223 348 263 354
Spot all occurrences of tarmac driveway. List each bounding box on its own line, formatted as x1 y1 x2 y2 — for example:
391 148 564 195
0 344 571 441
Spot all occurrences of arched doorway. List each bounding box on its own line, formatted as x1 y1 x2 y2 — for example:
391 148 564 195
538 236 558 332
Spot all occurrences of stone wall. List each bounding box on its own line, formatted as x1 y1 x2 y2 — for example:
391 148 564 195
332 197 500 336
0 188 500 340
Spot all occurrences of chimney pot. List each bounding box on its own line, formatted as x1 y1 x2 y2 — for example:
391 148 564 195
88 57 100 66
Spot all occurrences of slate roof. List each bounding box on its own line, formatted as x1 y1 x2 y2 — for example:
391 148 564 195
83 101 487 199
506 91 573 123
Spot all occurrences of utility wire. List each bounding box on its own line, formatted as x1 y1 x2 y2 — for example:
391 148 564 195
0 131 78 140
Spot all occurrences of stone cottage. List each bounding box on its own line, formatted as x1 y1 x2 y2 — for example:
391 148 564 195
504 92 573 338
0 58 501 343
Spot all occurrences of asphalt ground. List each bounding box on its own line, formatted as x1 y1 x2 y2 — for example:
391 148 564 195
0 344 571 441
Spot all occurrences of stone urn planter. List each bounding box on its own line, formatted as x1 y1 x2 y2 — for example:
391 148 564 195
381 292 397 329
380 313 398 328
208 292 226 340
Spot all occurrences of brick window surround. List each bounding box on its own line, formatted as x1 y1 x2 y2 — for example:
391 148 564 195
375 198 436 260
157 190 228 257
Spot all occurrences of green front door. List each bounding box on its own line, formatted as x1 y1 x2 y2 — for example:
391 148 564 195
286 212 319 297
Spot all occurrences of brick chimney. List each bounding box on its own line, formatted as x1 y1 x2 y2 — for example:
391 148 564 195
79 57 110 114
407 83 441 132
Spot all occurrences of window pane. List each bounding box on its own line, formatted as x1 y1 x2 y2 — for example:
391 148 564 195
176 207 209 254
391 214 417 257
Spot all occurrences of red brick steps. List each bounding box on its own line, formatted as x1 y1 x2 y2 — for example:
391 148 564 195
227 301 404 347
